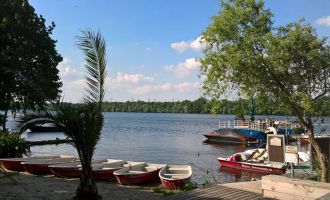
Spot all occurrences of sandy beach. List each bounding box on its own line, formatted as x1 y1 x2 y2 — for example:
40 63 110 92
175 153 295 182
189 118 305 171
0 172 164 200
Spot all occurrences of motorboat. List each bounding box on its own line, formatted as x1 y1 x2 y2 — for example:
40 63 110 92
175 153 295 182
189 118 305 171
203 128 264 144
217 149 286 174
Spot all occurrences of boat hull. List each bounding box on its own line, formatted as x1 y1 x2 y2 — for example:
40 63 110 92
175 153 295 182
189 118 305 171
115 169 161 185
203 133 247 144
160 178 190 190
204 128 260 144
0 159 25 171
218 159 286 174
50 167 81 178
29 125 61 132
94 168 120 181
23 163 53 175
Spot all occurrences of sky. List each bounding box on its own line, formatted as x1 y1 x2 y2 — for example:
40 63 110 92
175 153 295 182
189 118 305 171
28 0 330 103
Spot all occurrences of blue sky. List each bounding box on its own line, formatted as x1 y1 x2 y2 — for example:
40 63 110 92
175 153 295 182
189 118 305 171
29 0 330 102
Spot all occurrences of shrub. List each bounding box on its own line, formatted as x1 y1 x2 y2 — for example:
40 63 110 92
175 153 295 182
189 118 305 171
0 131 28 158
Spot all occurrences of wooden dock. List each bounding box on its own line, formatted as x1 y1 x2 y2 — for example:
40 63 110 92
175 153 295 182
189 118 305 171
165 184 263 200
26 139 73 146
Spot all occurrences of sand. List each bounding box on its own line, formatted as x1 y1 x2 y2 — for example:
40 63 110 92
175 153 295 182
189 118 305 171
0 172 164 200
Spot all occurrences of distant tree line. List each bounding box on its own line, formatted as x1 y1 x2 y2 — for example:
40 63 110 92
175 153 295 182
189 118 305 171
102 96 330 116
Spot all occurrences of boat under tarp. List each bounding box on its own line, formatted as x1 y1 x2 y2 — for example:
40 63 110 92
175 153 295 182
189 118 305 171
203 128 265 144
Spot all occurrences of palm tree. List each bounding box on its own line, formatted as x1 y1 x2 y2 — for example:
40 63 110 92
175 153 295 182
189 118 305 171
19 30 107 200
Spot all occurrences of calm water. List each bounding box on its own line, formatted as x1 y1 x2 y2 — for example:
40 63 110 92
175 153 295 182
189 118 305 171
18 112 321 184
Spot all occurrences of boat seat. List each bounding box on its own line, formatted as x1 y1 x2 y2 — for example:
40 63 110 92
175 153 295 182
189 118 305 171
168 167 186 171
128 170 146 174
164 173 187 176
145 167 157 171
164 174 187 179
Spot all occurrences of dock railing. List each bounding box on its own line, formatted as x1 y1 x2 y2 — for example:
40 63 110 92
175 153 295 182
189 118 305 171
218 120 299 131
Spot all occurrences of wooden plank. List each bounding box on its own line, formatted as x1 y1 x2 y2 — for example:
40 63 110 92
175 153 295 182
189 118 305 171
183 187 230 200
27 139 73 146
262 175 330 189
263 190 315 200
201 186 239 198
165 185 262 200
262 177 330 199
214 187 258 199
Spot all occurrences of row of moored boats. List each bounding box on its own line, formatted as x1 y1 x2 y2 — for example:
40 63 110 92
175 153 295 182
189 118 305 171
0 156 192 190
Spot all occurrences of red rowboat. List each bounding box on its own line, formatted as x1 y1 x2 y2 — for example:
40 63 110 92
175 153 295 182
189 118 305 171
50 159 128 180
159 164 192 190
93 160 128 180
22 156 78 175
0 156 72 172
49 161 82 178
113 162 165 185
217 150 286 174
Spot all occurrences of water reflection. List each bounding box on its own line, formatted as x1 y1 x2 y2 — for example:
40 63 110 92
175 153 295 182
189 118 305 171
219 166 265 182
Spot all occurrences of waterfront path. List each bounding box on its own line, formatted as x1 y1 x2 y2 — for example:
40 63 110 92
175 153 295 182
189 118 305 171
0 171 264 200
165 181 263 200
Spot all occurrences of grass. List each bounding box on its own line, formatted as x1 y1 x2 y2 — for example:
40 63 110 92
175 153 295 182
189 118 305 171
153 181 197 196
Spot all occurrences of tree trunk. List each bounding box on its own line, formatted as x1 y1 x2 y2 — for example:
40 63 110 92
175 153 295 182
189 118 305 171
74 162 102 200
310 137 329 182
2 107 8 132
307 122 329 182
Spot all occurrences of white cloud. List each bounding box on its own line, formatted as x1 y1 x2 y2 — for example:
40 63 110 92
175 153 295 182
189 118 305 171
171 36 205 53
129 82 200 96
315 16 330 27
164 58 201 78
57 57 78 77
110 72 154 84
57 58 202 102
56 57 85 102
129 85 152 95
174 82 200 92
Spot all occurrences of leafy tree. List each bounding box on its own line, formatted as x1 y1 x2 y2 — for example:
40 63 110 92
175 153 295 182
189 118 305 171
20 30 107 199
201 0 330 182
0 0 62 131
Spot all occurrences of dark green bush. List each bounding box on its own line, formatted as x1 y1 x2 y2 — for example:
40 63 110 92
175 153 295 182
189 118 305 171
0 131 28 158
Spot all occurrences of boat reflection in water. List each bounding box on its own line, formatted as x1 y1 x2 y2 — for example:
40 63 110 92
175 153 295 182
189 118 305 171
203 140 247 150
219 166 264 182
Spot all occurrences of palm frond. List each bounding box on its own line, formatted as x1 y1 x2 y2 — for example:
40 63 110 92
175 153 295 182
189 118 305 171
76 30 107 104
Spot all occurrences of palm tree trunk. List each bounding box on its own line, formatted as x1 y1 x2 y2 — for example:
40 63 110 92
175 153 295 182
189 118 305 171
74 164 101 200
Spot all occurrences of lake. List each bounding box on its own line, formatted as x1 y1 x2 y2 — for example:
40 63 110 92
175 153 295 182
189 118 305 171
20 112 304 184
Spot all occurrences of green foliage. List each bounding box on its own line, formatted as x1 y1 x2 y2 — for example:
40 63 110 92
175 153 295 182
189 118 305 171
182 181 198 191
201 0 330 117
152 187 179 196
201 0 330 182
0 131 28 158
152 181 197 196
19 30 107 199
101 96 298 115
0 0 62 131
